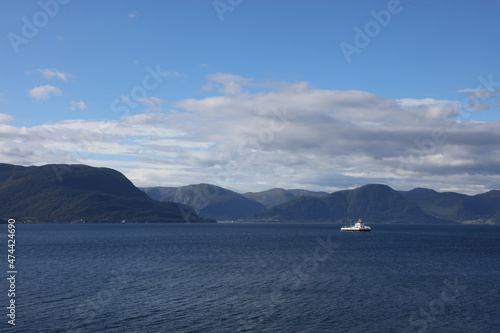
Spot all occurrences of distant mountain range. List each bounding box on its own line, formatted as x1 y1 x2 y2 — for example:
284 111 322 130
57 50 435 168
1 163 499 224
251 184 452 224
399 188 500 224
141 186 328 220
0 164 212 223
142 184 265 221
142 183 500 224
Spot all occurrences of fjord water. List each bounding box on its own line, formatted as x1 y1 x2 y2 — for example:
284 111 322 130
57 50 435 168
12 223 500 332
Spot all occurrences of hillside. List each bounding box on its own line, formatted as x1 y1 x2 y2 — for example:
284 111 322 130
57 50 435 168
142 184 266 220
0 164 26 185
0 164 212 223
400 188 500 224
253 184 452 224
243 188 328 209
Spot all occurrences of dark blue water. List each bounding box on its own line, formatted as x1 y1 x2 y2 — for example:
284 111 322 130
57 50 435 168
5 223 500 332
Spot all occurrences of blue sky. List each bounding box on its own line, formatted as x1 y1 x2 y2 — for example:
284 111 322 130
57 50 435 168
1 0 500 194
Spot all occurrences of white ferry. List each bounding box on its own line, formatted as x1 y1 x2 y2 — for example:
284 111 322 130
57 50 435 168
340 219 371 232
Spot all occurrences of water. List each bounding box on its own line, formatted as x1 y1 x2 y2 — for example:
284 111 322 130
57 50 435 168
6 223 500 332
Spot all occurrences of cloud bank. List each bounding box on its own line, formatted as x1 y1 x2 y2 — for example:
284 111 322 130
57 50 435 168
3 74 500 194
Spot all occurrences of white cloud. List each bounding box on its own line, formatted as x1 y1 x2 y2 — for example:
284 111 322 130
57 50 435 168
467 89 495 100
139 97 166 111
69 100 87 111
0 113 14 124
202 72 255 95
32 68 73 81
456 88 479 93
128 10 139 20
456 87 499 100
468 102 490 111
397 98 460 108
28 85 62 102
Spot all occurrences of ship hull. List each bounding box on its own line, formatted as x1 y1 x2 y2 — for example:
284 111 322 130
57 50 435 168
340 229 371 232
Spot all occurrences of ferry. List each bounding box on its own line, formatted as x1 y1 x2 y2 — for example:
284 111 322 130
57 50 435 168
340 219 371 232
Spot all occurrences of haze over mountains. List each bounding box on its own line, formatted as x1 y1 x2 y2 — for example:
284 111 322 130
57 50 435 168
1 163 499 224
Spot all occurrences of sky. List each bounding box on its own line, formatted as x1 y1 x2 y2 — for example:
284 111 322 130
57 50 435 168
1 0 500 194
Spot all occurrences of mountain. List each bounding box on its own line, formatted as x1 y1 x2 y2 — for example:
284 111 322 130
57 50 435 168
0 164 212 223
252 184 452 224
142 184 266 220
400 188 500 224
141 186 177 202
243 188 329 209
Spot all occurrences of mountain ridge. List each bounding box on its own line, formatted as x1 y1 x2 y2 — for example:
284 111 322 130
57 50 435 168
143 183 500 224
143 184 265 220
242 188 328 209
252 184 454 224
2 163 499 224
399 188 500 224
